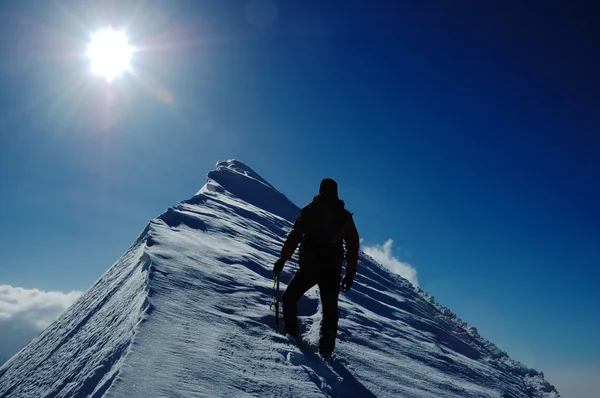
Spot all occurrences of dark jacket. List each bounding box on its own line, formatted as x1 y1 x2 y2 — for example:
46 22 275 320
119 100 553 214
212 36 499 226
280 195 360 276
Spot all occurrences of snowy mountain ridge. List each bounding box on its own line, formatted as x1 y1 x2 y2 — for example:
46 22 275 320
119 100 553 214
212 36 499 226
0 159 560 397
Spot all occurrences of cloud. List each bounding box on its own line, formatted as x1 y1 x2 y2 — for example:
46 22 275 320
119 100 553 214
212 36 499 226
363 239 419 287
0 285 82 364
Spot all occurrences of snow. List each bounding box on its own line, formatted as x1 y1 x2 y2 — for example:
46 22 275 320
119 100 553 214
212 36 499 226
0 159 561 397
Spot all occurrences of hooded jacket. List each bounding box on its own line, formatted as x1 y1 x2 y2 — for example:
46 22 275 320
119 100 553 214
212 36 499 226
280 194 360 277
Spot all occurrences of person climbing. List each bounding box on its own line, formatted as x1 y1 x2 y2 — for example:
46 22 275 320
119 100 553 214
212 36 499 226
273 178 360 359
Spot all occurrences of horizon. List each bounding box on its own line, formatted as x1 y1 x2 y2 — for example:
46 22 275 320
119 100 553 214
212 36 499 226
0 1 598 397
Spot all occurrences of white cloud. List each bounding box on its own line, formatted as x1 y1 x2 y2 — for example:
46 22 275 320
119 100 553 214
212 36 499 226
0 285 82 364
363 239 419 287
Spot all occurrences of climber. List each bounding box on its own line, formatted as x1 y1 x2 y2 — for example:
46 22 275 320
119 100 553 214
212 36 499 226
273 178 360 359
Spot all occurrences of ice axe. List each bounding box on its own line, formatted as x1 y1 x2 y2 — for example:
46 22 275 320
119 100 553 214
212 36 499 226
270 272 281 332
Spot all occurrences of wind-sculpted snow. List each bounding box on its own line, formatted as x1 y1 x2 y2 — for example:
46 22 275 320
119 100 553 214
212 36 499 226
0 246 151 398
199 159 300 223
0 160 560 397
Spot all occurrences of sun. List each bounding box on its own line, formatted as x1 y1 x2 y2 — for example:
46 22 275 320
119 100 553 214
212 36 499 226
86 27 132 83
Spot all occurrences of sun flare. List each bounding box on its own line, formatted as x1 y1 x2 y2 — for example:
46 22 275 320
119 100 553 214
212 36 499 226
87 27 132 83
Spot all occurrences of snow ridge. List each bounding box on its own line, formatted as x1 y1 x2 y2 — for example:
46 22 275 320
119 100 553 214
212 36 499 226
0 245 152 397
198 159 299 222
415 292 557 397
0 159 560 398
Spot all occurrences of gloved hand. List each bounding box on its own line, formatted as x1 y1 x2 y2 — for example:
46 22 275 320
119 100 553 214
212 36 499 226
273 258 286 276
341 274 354 292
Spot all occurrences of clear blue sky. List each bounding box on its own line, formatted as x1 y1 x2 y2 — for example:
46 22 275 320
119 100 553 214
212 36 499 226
0 0 598 386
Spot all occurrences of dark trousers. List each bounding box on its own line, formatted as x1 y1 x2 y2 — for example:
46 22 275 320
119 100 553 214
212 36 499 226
282 268 341 353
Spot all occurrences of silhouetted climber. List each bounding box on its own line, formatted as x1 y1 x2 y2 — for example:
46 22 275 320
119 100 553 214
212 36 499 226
273 178 360 359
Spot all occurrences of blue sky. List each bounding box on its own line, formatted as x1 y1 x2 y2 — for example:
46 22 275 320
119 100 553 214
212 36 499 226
0 0 598 394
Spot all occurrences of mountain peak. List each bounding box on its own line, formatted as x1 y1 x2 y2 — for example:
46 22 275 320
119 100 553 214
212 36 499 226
192 159 299 222
213 159 272 186
0 160 561 398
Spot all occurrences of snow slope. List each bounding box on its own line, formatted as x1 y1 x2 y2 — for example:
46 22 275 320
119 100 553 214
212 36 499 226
0 160 560 398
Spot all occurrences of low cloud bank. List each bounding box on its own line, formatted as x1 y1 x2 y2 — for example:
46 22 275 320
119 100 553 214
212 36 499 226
0 285 81 364
363 239 419 287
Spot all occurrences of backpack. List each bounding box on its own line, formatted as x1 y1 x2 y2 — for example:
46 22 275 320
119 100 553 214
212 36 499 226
298 196 352 266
